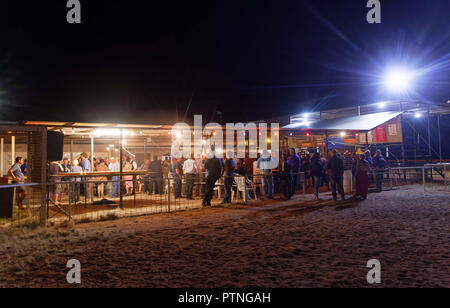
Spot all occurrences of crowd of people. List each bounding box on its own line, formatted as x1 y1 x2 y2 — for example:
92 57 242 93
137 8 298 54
164 146 388 205
46 153 143 205
294 148 387 201
7 147 387 208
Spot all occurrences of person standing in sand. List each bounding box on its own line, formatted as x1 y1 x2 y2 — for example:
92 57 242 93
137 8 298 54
326 149 345 201
172 158 183 199
279 153 293 200
203 147 223 207
355 154 370 200
258 150 274 200
221 151 236 204
183 154 197 200
288 148 301 195
311 152 324 201
373 150 387 192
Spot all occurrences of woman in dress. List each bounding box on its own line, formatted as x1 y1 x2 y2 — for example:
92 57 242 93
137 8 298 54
123 159 134 196
94 158 110 199
355 154 370 200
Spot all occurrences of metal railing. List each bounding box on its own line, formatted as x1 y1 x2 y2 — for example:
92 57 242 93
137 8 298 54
2 164 447 228
384 163 449 192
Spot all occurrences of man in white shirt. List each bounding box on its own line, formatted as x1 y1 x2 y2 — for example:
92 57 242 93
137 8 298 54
195 154 206 197
257 150 274 199
183 154 198 200
109 157 121 198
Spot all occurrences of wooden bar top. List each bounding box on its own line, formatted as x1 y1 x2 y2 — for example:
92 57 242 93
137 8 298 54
50 171 148 177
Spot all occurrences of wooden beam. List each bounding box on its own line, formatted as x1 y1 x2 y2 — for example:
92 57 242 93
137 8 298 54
11 135 15 166
90 135 94 170
0 138 3 177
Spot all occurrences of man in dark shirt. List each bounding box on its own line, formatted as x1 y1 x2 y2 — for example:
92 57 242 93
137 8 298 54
149 156 163 195
373 150 387 192
327 150 345 201
203 150 223 206
280 153 293 200
141 159 150 193
221 152 236 204
288 148 301 194
172 158 183 199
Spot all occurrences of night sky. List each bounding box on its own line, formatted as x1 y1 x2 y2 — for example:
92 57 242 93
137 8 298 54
0 0 449 124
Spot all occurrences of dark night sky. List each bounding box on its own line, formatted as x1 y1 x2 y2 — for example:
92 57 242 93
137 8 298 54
0 0 449 124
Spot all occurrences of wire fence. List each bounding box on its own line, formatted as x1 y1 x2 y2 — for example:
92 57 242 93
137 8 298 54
1 164 448 228
0 172 306 227
0 182 43 228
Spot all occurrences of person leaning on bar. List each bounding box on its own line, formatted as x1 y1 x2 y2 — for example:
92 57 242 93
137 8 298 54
8 157 26 210
80 152 93 201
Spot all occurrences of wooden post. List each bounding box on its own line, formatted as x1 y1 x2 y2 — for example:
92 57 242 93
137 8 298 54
119 129 123 209
400 104 407 180
0 138 3 177
422 166 426 192
90 135 94 171
144 139 147 161
70 139 74 165
400 119 406 166
11 135 15 165
40 128 48 227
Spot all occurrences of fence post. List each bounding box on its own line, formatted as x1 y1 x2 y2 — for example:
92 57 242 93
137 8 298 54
40 183 47 227
445 164 447 187
389 169 393 190
133 176 136 206
39 128 48 227
423 166 426 192
302 172 306 194
167 178 171 213
243 176 247 203
68 183 72 221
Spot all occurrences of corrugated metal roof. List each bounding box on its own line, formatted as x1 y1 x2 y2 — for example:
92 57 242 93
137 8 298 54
23 121 167 129
284 111 403 131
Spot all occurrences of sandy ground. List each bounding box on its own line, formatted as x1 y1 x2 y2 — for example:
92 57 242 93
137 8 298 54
0 185 449 288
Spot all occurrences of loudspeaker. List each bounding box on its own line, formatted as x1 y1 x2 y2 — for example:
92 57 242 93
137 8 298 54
47 131 64 162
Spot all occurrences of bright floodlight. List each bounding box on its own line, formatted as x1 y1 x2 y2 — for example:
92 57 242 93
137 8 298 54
414 112 422 118
377 101 386 108
94 128 130 137
384 68 414 92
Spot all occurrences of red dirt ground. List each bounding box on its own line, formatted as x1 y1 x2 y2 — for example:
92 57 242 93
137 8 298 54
0 185 449 288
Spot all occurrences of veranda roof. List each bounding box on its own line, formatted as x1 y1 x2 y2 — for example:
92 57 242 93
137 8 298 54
283 111 403 131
